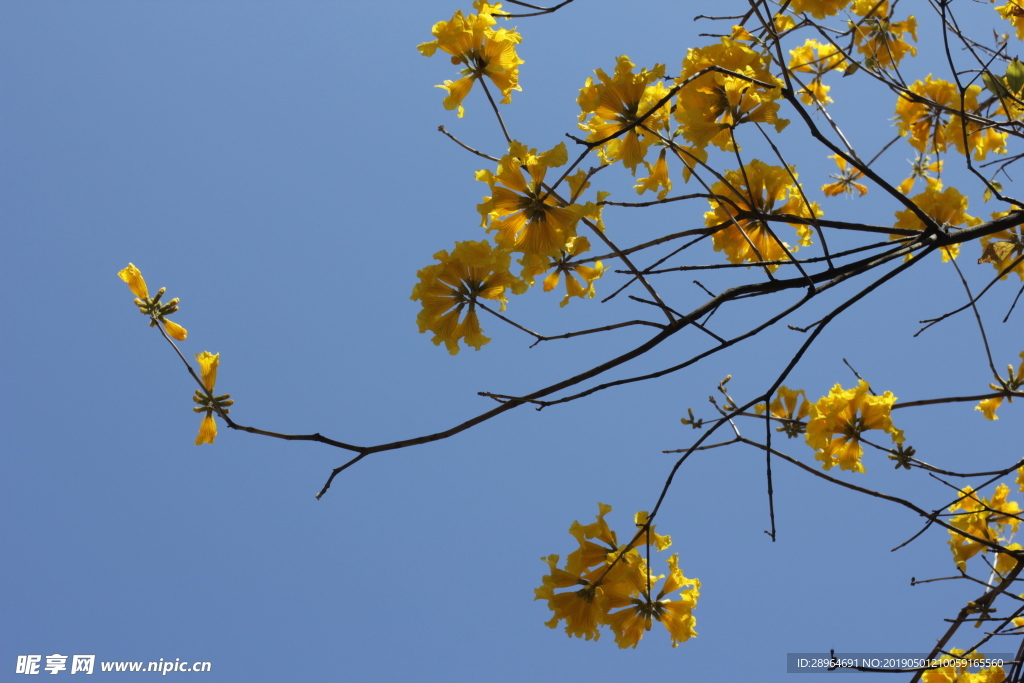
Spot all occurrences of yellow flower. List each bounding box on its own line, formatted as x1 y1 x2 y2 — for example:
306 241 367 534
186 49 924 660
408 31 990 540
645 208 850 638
603 553 700 649
543 582 607 641
773 14 797 32
921 649 1004 683
418 2 523 117
896 155 942 195
787 0 851 19
190 352 231 446
676 39 787 152
476 141 583 260
633 511 672 551
117 263 149 299
162 318 187 341
850 1 917 69
195 413 217 446
892 186 982 261
979 223 1024 281
975 352 1024 419
996 2 1024 40
894 75 956 153
540 503 696 647
976 397 1003 421
788 39 848 106
577 56 671 172
805 380 901 473
604 603 651 649
519 236 605 307
704 160 820 271
117 263 188 340
757 386 812 437
653 554 700 647
410 240 525 354
821 155 868 197
996 542 1022 575
196 351 220 393
948 484 1022 571
634 149 672 199
895 75 1006 161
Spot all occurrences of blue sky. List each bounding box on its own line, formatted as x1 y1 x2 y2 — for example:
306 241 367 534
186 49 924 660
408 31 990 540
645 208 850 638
2 1 1022 681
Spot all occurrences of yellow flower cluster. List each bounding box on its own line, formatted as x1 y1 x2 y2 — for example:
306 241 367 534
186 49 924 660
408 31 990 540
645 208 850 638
677 39 788 152
408 140 606 352
788 39 848 106
118 264 232 446
476 141 582 259
787 0 850 19
536 504 699 648
192 351 233 446
117 263 188 341
895 75 1007 161
577 56 672 173
410 240 526 355
756 386 812 438
804 380 902 473
921 649 1006 683
850 0 917 70
418 2 523 117
704 159 820 271
947 484 1022 572
896 155 943 196
995 1 1024 40
524 235 605 308
892 186 982 261
974 352 1024 420
821 155 868 198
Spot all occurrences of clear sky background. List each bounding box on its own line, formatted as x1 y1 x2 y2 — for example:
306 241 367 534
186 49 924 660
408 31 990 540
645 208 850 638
2 1 1022 681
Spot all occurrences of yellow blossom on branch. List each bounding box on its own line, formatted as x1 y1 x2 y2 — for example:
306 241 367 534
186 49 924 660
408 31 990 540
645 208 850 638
418 2 523 117
756 386 812 438
947 484 1022 571
892 186 982 261
634 149 672 199
773 13 797 32
536 503 698 648
704 160 820 271
118 263 148 299
821 155 868 197
895 75 1007 161
520 236 605 307
894 76 957 154
192 351 232 446
974 352 1024 420
604 552 700 649
921 649 1005 683
197 350 219 393
476 141 584 260
896 155 942 196
117 263 188 341
787 0 851 19
676 39 787 152
410 240 525 354
577 56 672 173
996 1 1024 40
850 0 917 70
788 39 848 106
805 380 902 473
195 414 217 446
996 542 1022 575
